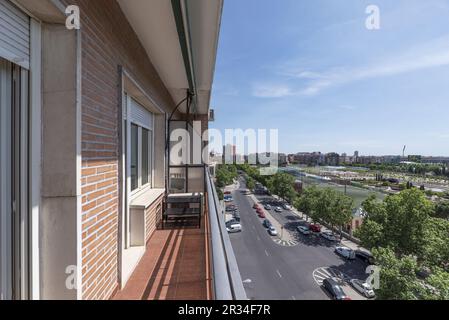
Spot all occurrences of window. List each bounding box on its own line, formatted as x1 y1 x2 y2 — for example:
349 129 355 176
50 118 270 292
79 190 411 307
127 97 153 193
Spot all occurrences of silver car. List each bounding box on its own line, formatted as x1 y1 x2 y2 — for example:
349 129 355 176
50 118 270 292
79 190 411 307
268 226 278 236
350 279 376 298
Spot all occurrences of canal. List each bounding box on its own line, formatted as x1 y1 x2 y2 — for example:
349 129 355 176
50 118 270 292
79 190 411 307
282 166 386 209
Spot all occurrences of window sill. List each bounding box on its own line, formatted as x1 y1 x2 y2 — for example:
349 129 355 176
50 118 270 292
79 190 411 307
129 187 165 210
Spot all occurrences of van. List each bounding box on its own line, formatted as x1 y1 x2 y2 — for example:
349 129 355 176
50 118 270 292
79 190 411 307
226 223 242 233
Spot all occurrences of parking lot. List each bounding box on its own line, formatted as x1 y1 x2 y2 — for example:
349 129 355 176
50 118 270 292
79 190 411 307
227 176 372 300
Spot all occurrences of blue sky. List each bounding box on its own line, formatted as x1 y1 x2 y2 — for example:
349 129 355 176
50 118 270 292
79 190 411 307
210 0 449 156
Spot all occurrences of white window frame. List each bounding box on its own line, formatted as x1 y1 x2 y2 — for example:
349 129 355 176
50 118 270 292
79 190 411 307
126 96 154 197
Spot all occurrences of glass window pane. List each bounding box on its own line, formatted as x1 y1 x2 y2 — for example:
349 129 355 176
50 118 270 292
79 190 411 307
142 128 149 186
130 123 138 191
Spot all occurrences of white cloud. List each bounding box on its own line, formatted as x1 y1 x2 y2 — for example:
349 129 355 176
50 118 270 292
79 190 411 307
251 83 293 98
280 34 449 96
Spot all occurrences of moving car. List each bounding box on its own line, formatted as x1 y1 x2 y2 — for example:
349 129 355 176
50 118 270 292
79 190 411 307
350 279 376 298
321 231 338 242
274 206 282 213
335 246 355 260
322 278 351 300
309 224 321 233
355 250 375 264
268 226 278 236
263 219 272 228
297 226 311 235
264 204 272 210
226 223 242 233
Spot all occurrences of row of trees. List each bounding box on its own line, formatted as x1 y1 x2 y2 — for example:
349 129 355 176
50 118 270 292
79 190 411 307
355 189 449 299
346 162 449 178
294 186 354 235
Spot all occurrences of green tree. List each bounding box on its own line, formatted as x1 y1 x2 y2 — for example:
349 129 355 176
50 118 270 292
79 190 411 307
246 176 256 191
357 189 433 257
267 172 296 202
372 247 421 300
433 201 449 220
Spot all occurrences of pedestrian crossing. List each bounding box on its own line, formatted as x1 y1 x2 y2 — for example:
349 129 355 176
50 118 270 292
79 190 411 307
273 238 299 247
312 267 350 285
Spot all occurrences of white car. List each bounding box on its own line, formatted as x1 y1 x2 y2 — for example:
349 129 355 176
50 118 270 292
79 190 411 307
274 206 282 213
264 204 272 210
297 226 310 235
321 231 338 242
268 226 278 236
283 204 293 210
335 246 355 260
350 279 376 298
226 223 242 233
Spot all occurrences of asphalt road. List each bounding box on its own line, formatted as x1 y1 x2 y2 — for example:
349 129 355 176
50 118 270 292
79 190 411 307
229 177 368 300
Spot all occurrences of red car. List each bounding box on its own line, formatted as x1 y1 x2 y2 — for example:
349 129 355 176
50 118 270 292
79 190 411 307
224 191 232 195
253 203 260 209
256 208 263 214
258 212 266 219
309 224 322 233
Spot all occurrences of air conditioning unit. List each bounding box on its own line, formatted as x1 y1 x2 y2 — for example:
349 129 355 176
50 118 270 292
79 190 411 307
209 109 215 122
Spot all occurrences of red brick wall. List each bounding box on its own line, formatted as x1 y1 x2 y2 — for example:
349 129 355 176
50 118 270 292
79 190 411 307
61 0 175 300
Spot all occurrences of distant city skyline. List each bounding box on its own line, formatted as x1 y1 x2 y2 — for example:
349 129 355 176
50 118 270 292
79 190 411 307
210 0 449 157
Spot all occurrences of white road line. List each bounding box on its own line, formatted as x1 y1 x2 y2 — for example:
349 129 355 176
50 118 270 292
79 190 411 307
276 269 282 278
265 250 269 256
291 296 296 300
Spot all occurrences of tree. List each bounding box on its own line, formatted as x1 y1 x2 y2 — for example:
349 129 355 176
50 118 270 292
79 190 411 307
421 217 449 268
372 247 422 300
294 186 321 222
267 172 296 203
328 191 354 234
433 201 449 220
246 176 256 191
357 189 433 257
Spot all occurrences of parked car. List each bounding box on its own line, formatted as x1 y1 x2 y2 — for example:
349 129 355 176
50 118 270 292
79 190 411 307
253 203 260 209
224 196 233 202
263 219 272 228
335 246 355 260
355 250 375 264
224 191 231 195
225 204 236 212
283 203 292 210
321 231 338 242
256 207 264 214
297 226 311 235
268 226 278 236
350 279 375 298
225 219 239 227
226 223 242 233
258 212 266 219
274 206 282 213
322 278 351 300
309 224 322 233
264 204 272 210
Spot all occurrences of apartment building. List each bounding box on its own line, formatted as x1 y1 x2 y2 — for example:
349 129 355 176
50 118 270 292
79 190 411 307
0 0 244 300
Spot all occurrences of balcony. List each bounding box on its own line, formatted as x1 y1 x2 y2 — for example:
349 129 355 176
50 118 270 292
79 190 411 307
114 167 246 300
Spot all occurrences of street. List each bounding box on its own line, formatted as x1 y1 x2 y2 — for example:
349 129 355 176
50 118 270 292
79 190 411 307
228 176 369 300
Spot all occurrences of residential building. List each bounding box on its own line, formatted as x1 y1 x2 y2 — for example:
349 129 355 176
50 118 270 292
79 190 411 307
324 152 340 166
0 0 245 301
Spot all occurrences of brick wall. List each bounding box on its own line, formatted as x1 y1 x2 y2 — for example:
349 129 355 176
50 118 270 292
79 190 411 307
61 0 176 300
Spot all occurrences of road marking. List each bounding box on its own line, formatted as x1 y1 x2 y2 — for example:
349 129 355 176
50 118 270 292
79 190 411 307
257 236 261 241
276 269 282 278
291 296 296 300
265 250 269 257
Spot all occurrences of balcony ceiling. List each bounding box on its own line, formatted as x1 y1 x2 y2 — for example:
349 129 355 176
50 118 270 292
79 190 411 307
118 0 223 115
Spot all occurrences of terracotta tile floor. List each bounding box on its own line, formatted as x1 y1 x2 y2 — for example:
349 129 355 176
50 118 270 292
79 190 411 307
113 219 211 300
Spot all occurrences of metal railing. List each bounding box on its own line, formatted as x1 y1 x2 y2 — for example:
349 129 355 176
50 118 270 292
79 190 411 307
205 168 247 300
